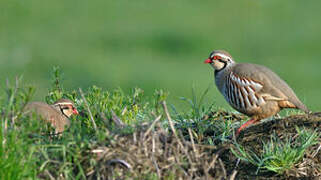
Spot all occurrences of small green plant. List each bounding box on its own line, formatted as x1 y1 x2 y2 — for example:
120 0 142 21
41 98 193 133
178 85 213 119
153 89 169 116
170 85 226 144
46 66 64 104
261 127 319 174
231 127 320 174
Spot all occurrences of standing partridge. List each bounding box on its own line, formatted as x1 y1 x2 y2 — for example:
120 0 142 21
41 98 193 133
204 50 309 135
24 98 79 134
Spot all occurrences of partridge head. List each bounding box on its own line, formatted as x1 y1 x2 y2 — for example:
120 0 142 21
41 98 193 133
204 50 309 135
51 98 79 118
24 98 79 134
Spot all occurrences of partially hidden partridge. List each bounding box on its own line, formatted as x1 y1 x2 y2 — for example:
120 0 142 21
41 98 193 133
24 98 79 134
204 50 309 135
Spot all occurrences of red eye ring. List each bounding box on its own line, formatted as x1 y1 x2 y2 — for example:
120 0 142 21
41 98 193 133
213 56 221 60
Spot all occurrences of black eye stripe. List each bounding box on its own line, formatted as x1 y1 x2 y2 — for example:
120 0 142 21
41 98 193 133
61 106 73 110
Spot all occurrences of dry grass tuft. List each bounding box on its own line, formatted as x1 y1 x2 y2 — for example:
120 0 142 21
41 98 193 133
88 120 228 179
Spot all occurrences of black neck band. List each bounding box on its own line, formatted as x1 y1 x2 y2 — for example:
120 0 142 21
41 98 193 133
58 105 69 118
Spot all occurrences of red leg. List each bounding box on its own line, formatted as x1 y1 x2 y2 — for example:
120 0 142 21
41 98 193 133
236 118 258 136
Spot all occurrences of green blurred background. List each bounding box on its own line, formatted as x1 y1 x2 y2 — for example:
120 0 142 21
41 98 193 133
0 0 320 111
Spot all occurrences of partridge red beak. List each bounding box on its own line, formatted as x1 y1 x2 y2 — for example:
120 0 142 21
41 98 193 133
204 58 212 64
73 108 79 115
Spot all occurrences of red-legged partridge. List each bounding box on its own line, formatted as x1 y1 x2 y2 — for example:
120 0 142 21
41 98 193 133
24 98 79 134
204 50 309 135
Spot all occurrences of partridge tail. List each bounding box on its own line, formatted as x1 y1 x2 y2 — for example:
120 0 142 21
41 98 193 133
279 100 310 113
296 102 310 113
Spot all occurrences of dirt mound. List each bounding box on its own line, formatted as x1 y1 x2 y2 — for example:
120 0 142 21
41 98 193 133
231 113 321 179
87 113 321 179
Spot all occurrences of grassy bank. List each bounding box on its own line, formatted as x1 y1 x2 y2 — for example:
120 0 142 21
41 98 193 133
1 70 320 179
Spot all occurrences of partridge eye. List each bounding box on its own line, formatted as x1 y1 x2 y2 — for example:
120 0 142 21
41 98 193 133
62 105 72 110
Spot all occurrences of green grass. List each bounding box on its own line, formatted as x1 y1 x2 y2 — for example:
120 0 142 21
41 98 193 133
0 78 37 179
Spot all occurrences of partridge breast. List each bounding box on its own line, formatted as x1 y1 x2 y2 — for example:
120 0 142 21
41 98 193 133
224 71 266 115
